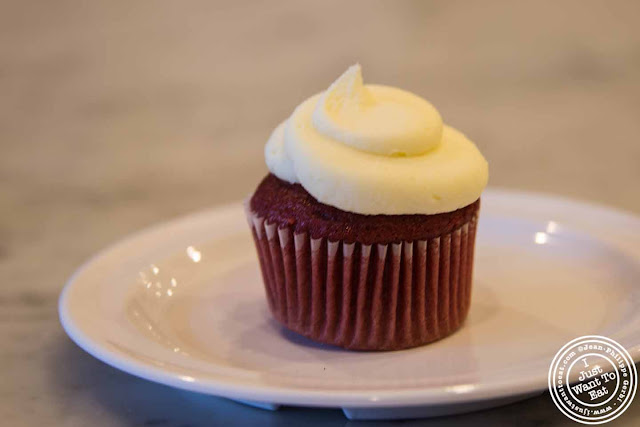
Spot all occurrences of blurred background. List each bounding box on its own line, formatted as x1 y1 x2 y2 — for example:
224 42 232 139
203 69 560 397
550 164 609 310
2 1 639 425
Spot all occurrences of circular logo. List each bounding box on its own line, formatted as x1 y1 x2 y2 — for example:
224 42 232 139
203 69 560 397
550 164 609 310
548 335 637 424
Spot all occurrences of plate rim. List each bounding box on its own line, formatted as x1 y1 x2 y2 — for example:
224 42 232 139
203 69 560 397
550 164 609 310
58 188 640 408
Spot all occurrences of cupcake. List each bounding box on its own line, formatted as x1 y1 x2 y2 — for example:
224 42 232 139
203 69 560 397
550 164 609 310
246 65 488 350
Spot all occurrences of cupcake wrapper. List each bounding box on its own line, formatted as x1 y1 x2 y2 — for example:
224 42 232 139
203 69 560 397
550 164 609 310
245 205 478 351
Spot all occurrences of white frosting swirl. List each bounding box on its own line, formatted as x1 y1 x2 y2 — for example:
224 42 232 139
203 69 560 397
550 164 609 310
265 65 488 215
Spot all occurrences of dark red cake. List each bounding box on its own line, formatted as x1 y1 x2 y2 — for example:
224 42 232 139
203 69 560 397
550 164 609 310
246 174 480 350
251 174 480 245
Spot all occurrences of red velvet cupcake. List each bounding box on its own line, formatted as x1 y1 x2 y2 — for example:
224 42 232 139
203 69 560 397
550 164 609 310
246 65 488 350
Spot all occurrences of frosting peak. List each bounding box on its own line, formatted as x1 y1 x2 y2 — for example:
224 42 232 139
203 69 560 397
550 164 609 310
311 64 442 157
264 65 488 215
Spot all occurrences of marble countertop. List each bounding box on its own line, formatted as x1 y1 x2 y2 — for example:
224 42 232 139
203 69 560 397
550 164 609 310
2 1 639 425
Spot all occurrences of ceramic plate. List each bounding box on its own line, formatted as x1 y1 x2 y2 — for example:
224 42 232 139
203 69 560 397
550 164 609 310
59 189 640 420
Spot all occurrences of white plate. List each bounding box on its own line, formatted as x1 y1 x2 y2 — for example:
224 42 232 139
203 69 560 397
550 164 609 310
59 189 640 420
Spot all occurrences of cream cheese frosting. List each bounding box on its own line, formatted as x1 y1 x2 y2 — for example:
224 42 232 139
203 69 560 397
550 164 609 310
265 65 488 215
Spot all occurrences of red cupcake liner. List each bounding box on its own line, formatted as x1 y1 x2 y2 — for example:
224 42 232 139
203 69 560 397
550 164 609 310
245 205 478 351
